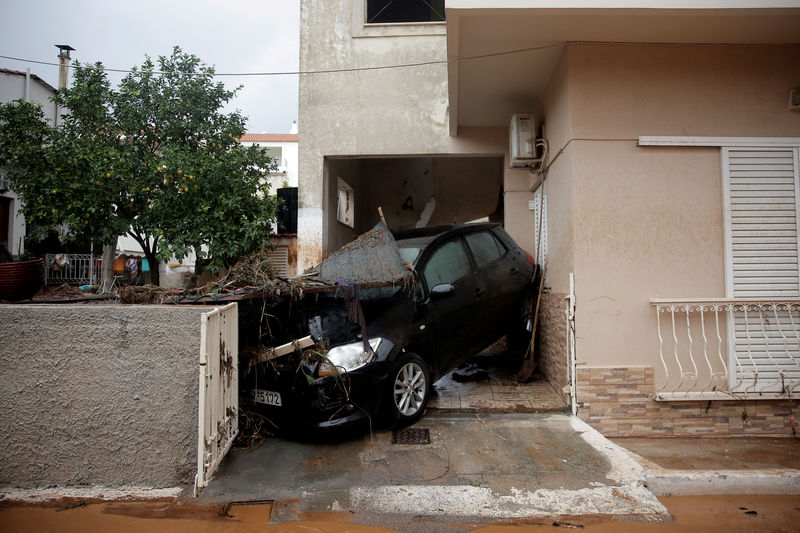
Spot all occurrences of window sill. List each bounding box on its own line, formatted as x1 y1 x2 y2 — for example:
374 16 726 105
352 20 445 38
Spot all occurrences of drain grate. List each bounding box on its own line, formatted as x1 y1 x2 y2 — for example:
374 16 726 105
392 427 430 445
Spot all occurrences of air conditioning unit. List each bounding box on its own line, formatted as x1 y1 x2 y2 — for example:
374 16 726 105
509 113 538 168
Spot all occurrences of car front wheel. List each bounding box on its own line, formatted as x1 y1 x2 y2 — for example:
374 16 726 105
388 353 430 427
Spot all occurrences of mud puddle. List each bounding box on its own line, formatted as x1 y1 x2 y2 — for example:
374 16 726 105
1 495 798 532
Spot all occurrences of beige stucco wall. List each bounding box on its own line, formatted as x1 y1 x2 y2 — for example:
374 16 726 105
299 0 535 271
539 48 575 294
546 43 800 373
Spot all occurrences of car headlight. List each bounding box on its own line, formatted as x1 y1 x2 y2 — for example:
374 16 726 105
318 338 382 376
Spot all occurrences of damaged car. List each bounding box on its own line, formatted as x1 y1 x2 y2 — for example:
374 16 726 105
243 222 537 432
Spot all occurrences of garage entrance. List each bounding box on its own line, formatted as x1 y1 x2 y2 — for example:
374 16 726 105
323 156 504 256
322 155 566 414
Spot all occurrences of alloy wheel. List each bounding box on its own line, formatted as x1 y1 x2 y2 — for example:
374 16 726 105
393 361 427 416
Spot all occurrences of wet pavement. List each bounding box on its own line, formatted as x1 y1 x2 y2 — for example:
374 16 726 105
612 437 800 471
428 342 567 413
194 413 666 530
613 436 800 495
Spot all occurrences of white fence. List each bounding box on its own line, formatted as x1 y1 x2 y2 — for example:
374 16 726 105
195 303 239 494
45 253 98 285
651 298 800 401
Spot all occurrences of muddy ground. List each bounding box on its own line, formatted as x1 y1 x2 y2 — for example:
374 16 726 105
1 495 799 532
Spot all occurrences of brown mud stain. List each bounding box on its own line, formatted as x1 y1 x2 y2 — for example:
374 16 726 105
102 500 233 521
0 501 394 532
1 495 799 533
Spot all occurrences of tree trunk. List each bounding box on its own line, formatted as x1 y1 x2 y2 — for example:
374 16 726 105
129 231 161 287
143 248 160 286
100 237 117 293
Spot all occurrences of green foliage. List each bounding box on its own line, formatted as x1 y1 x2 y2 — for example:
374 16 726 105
0 47 278 279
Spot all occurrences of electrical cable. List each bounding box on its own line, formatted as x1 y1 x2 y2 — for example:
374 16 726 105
0 43 566 78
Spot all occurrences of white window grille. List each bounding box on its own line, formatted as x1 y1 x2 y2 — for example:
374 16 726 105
531 185 548 263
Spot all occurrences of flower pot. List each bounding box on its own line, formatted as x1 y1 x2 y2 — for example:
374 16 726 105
0 258 45 301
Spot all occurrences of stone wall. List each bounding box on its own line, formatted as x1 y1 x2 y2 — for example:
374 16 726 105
577 366 799 437
537 290 570 404
0 304 209 489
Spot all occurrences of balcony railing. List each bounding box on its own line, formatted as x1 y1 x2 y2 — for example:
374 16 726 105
650 298 800 401
45 253 99 286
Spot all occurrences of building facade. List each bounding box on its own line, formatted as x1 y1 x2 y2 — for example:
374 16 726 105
0 68 58 257
299 1 800 437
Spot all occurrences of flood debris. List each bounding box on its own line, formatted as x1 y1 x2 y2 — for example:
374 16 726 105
318 222 411 284
117 223 412 305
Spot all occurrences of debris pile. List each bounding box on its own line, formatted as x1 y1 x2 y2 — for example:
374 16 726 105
113 223 414 305
118 285 187 304
318 223 410 284
213 244 278 291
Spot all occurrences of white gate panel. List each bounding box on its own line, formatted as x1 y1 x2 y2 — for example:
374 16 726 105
195 303 238 494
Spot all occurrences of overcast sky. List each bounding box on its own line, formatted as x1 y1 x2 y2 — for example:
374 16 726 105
0 0 300 134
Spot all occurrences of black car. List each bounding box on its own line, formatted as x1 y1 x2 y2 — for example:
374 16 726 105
244 223 536 431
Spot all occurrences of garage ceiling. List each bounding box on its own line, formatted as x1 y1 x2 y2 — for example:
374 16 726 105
446 5 800 131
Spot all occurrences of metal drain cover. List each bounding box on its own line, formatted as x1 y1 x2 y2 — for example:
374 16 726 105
392 428 430 445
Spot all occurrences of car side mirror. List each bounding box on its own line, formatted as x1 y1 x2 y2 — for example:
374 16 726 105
431 283 456 299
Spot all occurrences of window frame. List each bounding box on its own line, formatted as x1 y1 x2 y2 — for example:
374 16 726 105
352 0 446 38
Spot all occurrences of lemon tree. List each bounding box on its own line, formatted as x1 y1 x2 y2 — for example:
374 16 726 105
0 47 278 285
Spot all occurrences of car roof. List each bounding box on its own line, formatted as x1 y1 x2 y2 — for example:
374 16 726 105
393 223 500 244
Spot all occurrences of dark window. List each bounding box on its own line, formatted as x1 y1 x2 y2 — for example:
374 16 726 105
423 239 470 288
367 0 445 24
465 231 507 269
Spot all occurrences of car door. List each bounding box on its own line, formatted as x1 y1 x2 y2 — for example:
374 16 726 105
464 229 510 343
420 237 488 375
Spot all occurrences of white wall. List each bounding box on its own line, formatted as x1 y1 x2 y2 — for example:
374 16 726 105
239 139 299 190
0 70 58 256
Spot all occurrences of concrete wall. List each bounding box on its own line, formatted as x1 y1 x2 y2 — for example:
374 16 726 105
0 304 208 489
298 0 534 270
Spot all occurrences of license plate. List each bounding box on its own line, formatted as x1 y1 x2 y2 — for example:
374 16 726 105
251 388 282 407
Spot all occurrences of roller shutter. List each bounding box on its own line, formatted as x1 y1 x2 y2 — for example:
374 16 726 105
723 147 800 392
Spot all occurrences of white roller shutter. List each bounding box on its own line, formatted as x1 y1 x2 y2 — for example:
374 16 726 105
723 147 800 392
532 185 548 263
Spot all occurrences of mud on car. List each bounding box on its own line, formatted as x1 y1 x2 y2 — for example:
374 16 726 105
242 223 537 432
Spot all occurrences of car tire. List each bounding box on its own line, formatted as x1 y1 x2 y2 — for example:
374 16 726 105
507 289 535 357
387 353 430 427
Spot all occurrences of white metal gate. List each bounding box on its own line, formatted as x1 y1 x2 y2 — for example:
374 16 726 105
195 303 238 494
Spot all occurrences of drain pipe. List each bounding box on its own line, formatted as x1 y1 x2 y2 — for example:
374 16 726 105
567 272 577 415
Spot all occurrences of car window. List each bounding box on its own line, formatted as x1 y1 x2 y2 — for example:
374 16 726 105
423 239 471 288
465 231 507 269
398 246 424 265
396 236 434 266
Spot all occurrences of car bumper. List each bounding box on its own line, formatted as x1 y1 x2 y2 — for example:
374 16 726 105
246 360 392 431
